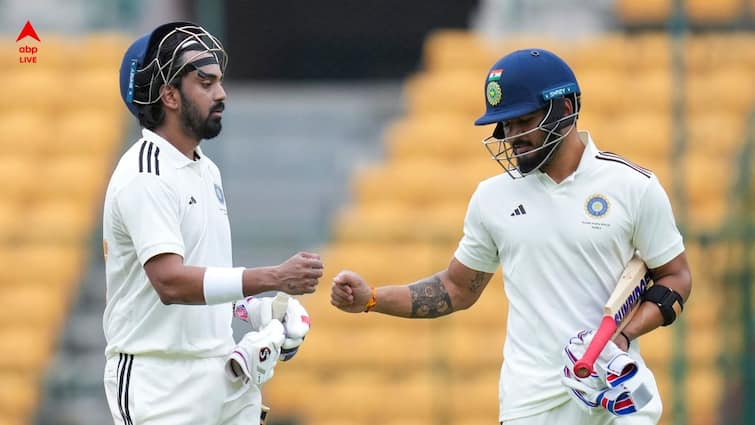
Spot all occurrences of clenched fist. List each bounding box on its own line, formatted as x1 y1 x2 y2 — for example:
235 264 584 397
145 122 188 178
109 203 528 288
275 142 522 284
275 252 323 295
331 270 373 313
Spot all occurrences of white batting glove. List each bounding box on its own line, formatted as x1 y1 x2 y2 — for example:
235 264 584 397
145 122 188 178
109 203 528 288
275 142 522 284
225 320 285 386
279 297 310 361
561 330 653 415
233 293 310 362
233 294 287 331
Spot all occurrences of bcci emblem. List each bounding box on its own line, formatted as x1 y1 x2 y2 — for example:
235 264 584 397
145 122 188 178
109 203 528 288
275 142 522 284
214 183 225 205
585 194 610 218
486 81 502 106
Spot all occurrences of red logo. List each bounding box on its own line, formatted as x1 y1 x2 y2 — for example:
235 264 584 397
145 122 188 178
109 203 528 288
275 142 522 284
16 20 40 65
16 20 40 42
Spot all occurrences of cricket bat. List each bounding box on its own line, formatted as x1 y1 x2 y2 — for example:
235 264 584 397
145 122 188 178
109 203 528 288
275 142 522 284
573 255 653 378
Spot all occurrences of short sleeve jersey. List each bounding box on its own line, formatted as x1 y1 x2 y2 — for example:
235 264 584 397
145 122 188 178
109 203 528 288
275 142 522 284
103 129 234 358
454 131 684 421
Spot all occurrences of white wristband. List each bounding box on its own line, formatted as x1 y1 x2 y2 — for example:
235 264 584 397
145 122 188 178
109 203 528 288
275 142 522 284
203 267 244 304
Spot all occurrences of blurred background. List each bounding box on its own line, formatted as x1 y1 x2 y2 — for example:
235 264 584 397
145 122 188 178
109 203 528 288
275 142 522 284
0 0 753 424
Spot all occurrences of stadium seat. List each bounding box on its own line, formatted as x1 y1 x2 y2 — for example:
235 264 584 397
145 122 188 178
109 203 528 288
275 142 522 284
54 109 125 156
0 372 38 421
385 114 493 162
404 71 484 120
614 0 671 25
686 0 742 24
23 199 94 244
39 156 109 204
0 71 66 113
0 112 54 156
686 67 755 116
422 30 497 74
685 369 723 425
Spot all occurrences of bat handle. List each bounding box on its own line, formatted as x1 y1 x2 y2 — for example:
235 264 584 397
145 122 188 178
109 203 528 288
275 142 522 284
573 316 617 378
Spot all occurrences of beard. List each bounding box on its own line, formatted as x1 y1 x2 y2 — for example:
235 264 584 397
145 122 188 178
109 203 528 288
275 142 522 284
514 135 562 174
180 91 223 140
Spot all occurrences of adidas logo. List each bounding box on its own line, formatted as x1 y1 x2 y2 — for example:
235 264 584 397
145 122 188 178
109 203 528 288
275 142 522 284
189 196 197 205
510 204 527 216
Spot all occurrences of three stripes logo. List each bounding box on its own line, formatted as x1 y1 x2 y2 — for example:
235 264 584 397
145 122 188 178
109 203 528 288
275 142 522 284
510 204 527 216
138 140 160 175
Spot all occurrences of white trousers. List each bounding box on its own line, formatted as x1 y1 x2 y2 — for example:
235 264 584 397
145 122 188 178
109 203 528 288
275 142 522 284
104 353 262 425
502 396 662 425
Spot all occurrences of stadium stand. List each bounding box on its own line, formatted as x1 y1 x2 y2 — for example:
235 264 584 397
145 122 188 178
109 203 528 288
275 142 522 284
0 33 128 425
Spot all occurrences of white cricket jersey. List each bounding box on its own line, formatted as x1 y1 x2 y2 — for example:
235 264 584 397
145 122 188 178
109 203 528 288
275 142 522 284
454 131 684 421
103 129 234 358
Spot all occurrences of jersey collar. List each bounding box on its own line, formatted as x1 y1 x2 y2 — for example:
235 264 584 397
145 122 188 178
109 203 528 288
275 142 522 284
141 128 201 168
575 130 599 175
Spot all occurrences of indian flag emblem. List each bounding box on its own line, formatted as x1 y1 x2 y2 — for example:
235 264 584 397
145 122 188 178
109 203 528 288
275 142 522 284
486 81 502 106
488 68 503 81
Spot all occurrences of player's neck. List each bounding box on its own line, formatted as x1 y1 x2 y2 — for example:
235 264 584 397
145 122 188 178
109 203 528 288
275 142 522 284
541 131 584 184
154 120 201 161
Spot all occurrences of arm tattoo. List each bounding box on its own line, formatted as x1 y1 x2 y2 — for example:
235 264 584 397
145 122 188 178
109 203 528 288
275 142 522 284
468 271 486 293
409 276 453 318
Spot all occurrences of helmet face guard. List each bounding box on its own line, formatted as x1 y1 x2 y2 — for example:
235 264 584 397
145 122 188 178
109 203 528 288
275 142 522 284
120 22 228 117
474 49 580 178
482 96 579 179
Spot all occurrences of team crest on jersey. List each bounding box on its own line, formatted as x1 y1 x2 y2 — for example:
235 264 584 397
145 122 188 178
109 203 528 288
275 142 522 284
214 183 225 205
585 194 610 218
486 81 502 106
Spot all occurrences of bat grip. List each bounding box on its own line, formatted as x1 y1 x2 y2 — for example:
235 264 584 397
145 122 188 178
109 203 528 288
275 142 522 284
573 316 617 378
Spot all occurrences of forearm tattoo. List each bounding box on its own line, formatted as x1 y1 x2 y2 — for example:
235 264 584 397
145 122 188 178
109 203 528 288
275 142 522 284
409 276 453 318
469 271 486 294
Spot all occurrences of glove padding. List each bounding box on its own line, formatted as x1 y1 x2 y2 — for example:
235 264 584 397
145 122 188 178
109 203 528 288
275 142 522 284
233 293 310 361
225 319 285 386
561 330 653 416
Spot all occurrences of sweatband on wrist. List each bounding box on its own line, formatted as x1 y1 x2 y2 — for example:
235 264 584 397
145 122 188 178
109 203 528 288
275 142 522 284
203 267 244 304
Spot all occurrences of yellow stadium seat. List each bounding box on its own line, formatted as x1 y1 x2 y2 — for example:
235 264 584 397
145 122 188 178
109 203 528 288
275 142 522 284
0 285 68 328
687 67 755 116
687 111 745 158
639 325 673 365
684 153 732 231
445 326 505 371
448 372 500 422
23 199 94 244
686 0 742 23
5 243 84 287
685 324 721 367
0 112 54 156
685 369 722 425
68 33 131 70
597 113 672 161
422 30 498 74
351 159 496 207
570 35 631 73
614 0 671 25
385 115 493 162
0 372 39 420
68 70 124 111
0 156 36 203
0 71 66 113
38 156 109 204
404 71 483 120
53 109 125 156
0 327 54 371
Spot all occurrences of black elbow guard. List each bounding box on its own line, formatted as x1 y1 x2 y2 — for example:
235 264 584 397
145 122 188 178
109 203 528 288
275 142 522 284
643 284 684 326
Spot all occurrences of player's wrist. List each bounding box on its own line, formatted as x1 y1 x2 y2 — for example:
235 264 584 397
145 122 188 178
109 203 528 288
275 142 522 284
363 286 377 312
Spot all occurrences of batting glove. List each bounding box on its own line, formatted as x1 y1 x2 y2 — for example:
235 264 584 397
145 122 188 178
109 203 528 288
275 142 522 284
233 293 310 361
561 330 653 415
279 297 310 361
225 319 285 386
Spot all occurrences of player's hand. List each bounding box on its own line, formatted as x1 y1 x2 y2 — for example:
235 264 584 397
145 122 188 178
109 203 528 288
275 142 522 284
234 293 310 361
331 270 372 313
275 252 323 294
561 330 653 415
279 296 310 361
225 320 285 386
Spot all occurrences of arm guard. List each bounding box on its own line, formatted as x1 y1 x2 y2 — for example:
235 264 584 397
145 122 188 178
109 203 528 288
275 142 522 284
643 284 684 326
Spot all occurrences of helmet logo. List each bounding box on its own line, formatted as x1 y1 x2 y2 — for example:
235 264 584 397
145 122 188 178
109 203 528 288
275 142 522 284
486 81 502 106
487 68 503 81
584 194 610 218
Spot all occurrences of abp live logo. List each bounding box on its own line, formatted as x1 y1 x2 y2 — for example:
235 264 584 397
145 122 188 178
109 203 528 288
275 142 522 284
16 20 40 64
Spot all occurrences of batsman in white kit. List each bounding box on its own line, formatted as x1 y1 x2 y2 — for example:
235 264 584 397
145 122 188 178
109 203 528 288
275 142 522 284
103 21 323 424
331 49 692 424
